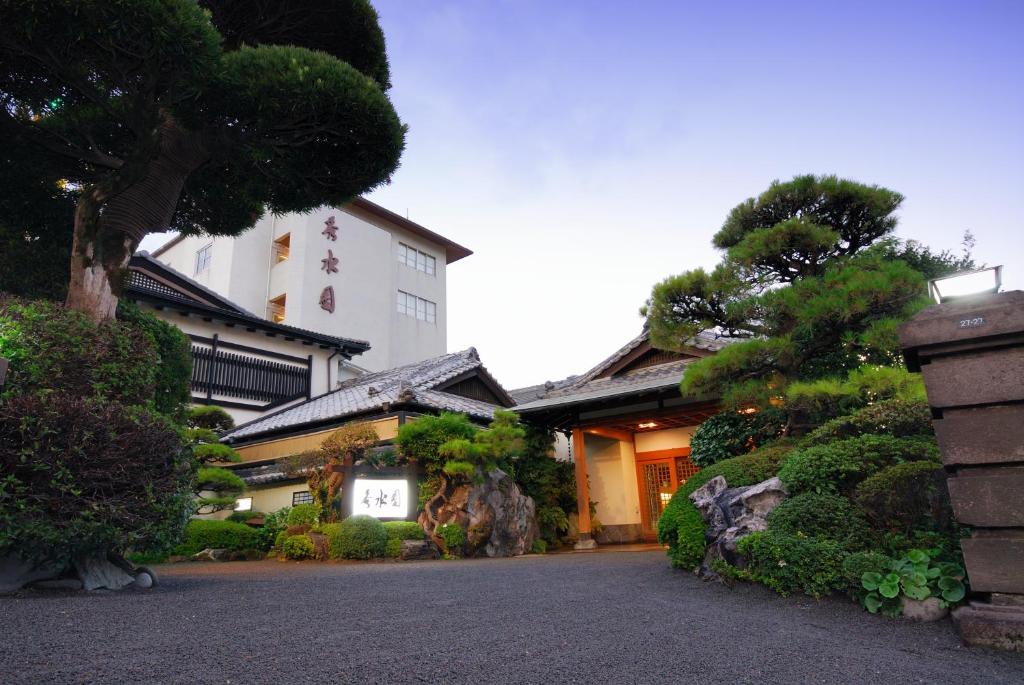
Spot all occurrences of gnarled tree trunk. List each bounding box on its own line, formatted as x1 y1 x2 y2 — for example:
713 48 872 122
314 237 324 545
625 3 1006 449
65 117 208 323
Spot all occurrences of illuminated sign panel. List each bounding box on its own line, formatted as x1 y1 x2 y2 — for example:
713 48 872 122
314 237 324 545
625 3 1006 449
351 478 409 519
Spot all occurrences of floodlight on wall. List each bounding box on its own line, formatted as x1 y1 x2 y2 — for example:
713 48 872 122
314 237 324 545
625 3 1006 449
929 266 1002 304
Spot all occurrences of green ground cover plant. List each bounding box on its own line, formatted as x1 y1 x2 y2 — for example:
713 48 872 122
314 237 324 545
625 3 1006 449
382 521 425 557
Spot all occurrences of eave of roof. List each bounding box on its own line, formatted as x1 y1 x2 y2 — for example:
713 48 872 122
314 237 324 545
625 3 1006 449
127 255 370 354
152 197 473 265
514 371 687 414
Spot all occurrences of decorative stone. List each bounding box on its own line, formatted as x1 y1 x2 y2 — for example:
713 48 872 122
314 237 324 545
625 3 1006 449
73 554 136 591
419 468 539 557
132 569 156 589
29 578 84 591
734 477 787 518
902 597 948 622
0 556 65 594
191 548 230 562
399 540 440 561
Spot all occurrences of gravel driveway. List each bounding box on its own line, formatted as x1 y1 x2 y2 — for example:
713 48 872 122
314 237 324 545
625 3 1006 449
2 550 1022 684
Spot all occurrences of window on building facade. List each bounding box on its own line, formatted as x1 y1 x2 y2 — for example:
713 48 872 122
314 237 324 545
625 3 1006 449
194 243 213 274
397 290 436 323
292 491 313 506
397 242 436 276
267 293 287 323
272 233 291 263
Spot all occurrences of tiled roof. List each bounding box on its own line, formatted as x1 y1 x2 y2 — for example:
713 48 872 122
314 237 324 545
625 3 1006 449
514 329 733 413
507 377 578 405
127 252 370 353
223 348 505 442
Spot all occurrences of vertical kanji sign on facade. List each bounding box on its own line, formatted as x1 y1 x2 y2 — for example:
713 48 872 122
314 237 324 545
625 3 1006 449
320 215 338 313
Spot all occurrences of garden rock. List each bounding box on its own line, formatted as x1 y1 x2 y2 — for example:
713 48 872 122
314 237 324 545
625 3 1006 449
419 468 539 558
0 555 65 594
689 476 788 579
191 548 230 562
73 554 136 591
400 540 440 561
902 597 949 622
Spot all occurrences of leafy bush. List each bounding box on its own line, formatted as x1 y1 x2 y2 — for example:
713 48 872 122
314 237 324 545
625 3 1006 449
736 530 848 598
282 535 316 560
784 366 925 429
0 394 194 564
287 503 321 527
383 520 425 557
658 445 794 569
805 399 933 445
778 434 939 495
395 411 479 475
854 461 950 535
859 549 966 616
118 301 192 417
226 510 263 524
531 539 547 554
767 492 871 551
689 407 786 468
328 515 388 559
842 551 893 599
0 296 159 407
186 405 236 432
274 529 292 551
193 443 242 464
508 426 577 543
173 519 261 557
436 523 465 556
442 459 475 479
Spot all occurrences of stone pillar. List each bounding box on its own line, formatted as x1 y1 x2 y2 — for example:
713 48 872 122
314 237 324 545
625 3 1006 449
899 290 1024 651
572 427 597 550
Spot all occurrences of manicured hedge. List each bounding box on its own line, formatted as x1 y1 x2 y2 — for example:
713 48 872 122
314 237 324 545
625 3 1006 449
853 461 949 535
767 492 871 551
173 519 261 556
282 535 315 560
287 503 321 527
804 399 933 445
736 530 848 598
383 521 426 557
326 515 388 559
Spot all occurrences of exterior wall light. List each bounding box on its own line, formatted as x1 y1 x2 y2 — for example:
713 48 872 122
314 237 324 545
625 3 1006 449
928 266 1002 304
637 421 658 429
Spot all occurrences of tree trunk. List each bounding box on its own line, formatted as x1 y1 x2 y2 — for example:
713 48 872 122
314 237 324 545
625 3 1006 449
65 117 208 323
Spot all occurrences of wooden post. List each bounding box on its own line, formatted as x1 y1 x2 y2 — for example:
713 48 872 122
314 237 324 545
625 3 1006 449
572 427 597 550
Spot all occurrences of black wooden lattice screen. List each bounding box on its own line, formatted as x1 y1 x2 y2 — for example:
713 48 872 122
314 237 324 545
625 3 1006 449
191 346 310 403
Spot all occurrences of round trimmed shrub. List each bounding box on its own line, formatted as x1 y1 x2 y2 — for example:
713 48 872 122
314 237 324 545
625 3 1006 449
186 405 236 432
805 399 933 445
854 461 950 534
767 492 871 550
287 502 321 527
778 434 939 495
282 534 315 560
383 521 426 558
274 529 291 551
173 519 261 557
436 522 465 556
0 393 195 564
736 530 847 598
328 515 388 559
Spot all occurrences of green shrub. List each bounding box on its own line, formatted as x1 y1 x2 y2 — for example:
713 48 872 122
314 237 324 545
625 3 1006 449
778 434 939 495
382 521 425 558
767 492 871 550
508 426 577 545
442 459 475 479
328 515 388 559
186 405 236 431
531 539 547 554
0 393 194 565
193 443 242 463
395 411 479 476
805 399 933 445
226 510 263 524
736 530 847 598
854 461 950 535
786 367 926 430
258 507 292 551
118 301 193 417
274 529 292 551
842 551 893 599
658 444 795 570
689 407 787 468
282 534 316 560
173 519 261 556
287 503 321 527
436 523 465 556
0 297 159 407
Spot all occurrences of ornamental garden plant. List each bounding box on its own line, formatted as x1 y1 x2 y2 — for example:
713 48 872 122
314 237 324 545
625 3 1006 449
648 176 974 618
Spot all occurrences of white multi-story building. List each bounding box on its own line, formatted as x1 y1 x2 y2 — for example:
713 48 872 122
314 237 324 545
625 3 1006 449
153 198 471 374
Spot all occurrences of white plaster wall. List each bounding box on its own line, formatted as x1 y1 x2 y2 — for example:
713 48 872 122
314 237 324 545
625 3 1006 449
584 435 641 527
634 426 696 453
154 203 453 373
249 483 307 514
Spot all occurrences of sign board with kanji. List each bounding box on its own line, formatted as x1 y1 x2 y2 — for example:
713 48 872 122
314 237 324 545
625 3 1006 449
351 477 410 519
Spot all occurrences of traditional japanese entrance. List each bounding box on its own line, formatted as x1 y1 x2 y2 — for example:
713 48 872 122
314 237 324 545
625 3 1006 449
635 448 700 540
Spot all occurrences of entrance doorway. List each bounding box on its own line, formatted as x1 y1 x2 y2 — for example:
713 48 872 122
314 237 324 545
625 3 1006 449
635 448 700 540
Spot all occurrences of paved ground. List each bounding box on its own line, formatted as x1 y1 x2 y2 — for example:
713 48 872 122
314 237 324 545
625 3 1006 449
2 550 1023 684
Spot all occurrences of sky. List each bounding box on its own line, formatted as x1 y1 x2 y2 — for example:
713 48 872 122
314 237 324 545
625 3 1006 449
142 0 1024 390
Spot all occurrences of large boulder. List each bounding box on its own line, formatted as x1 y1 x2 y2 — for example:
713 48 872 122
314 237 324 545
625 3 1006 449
691 476 788 579
419 469 539 557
